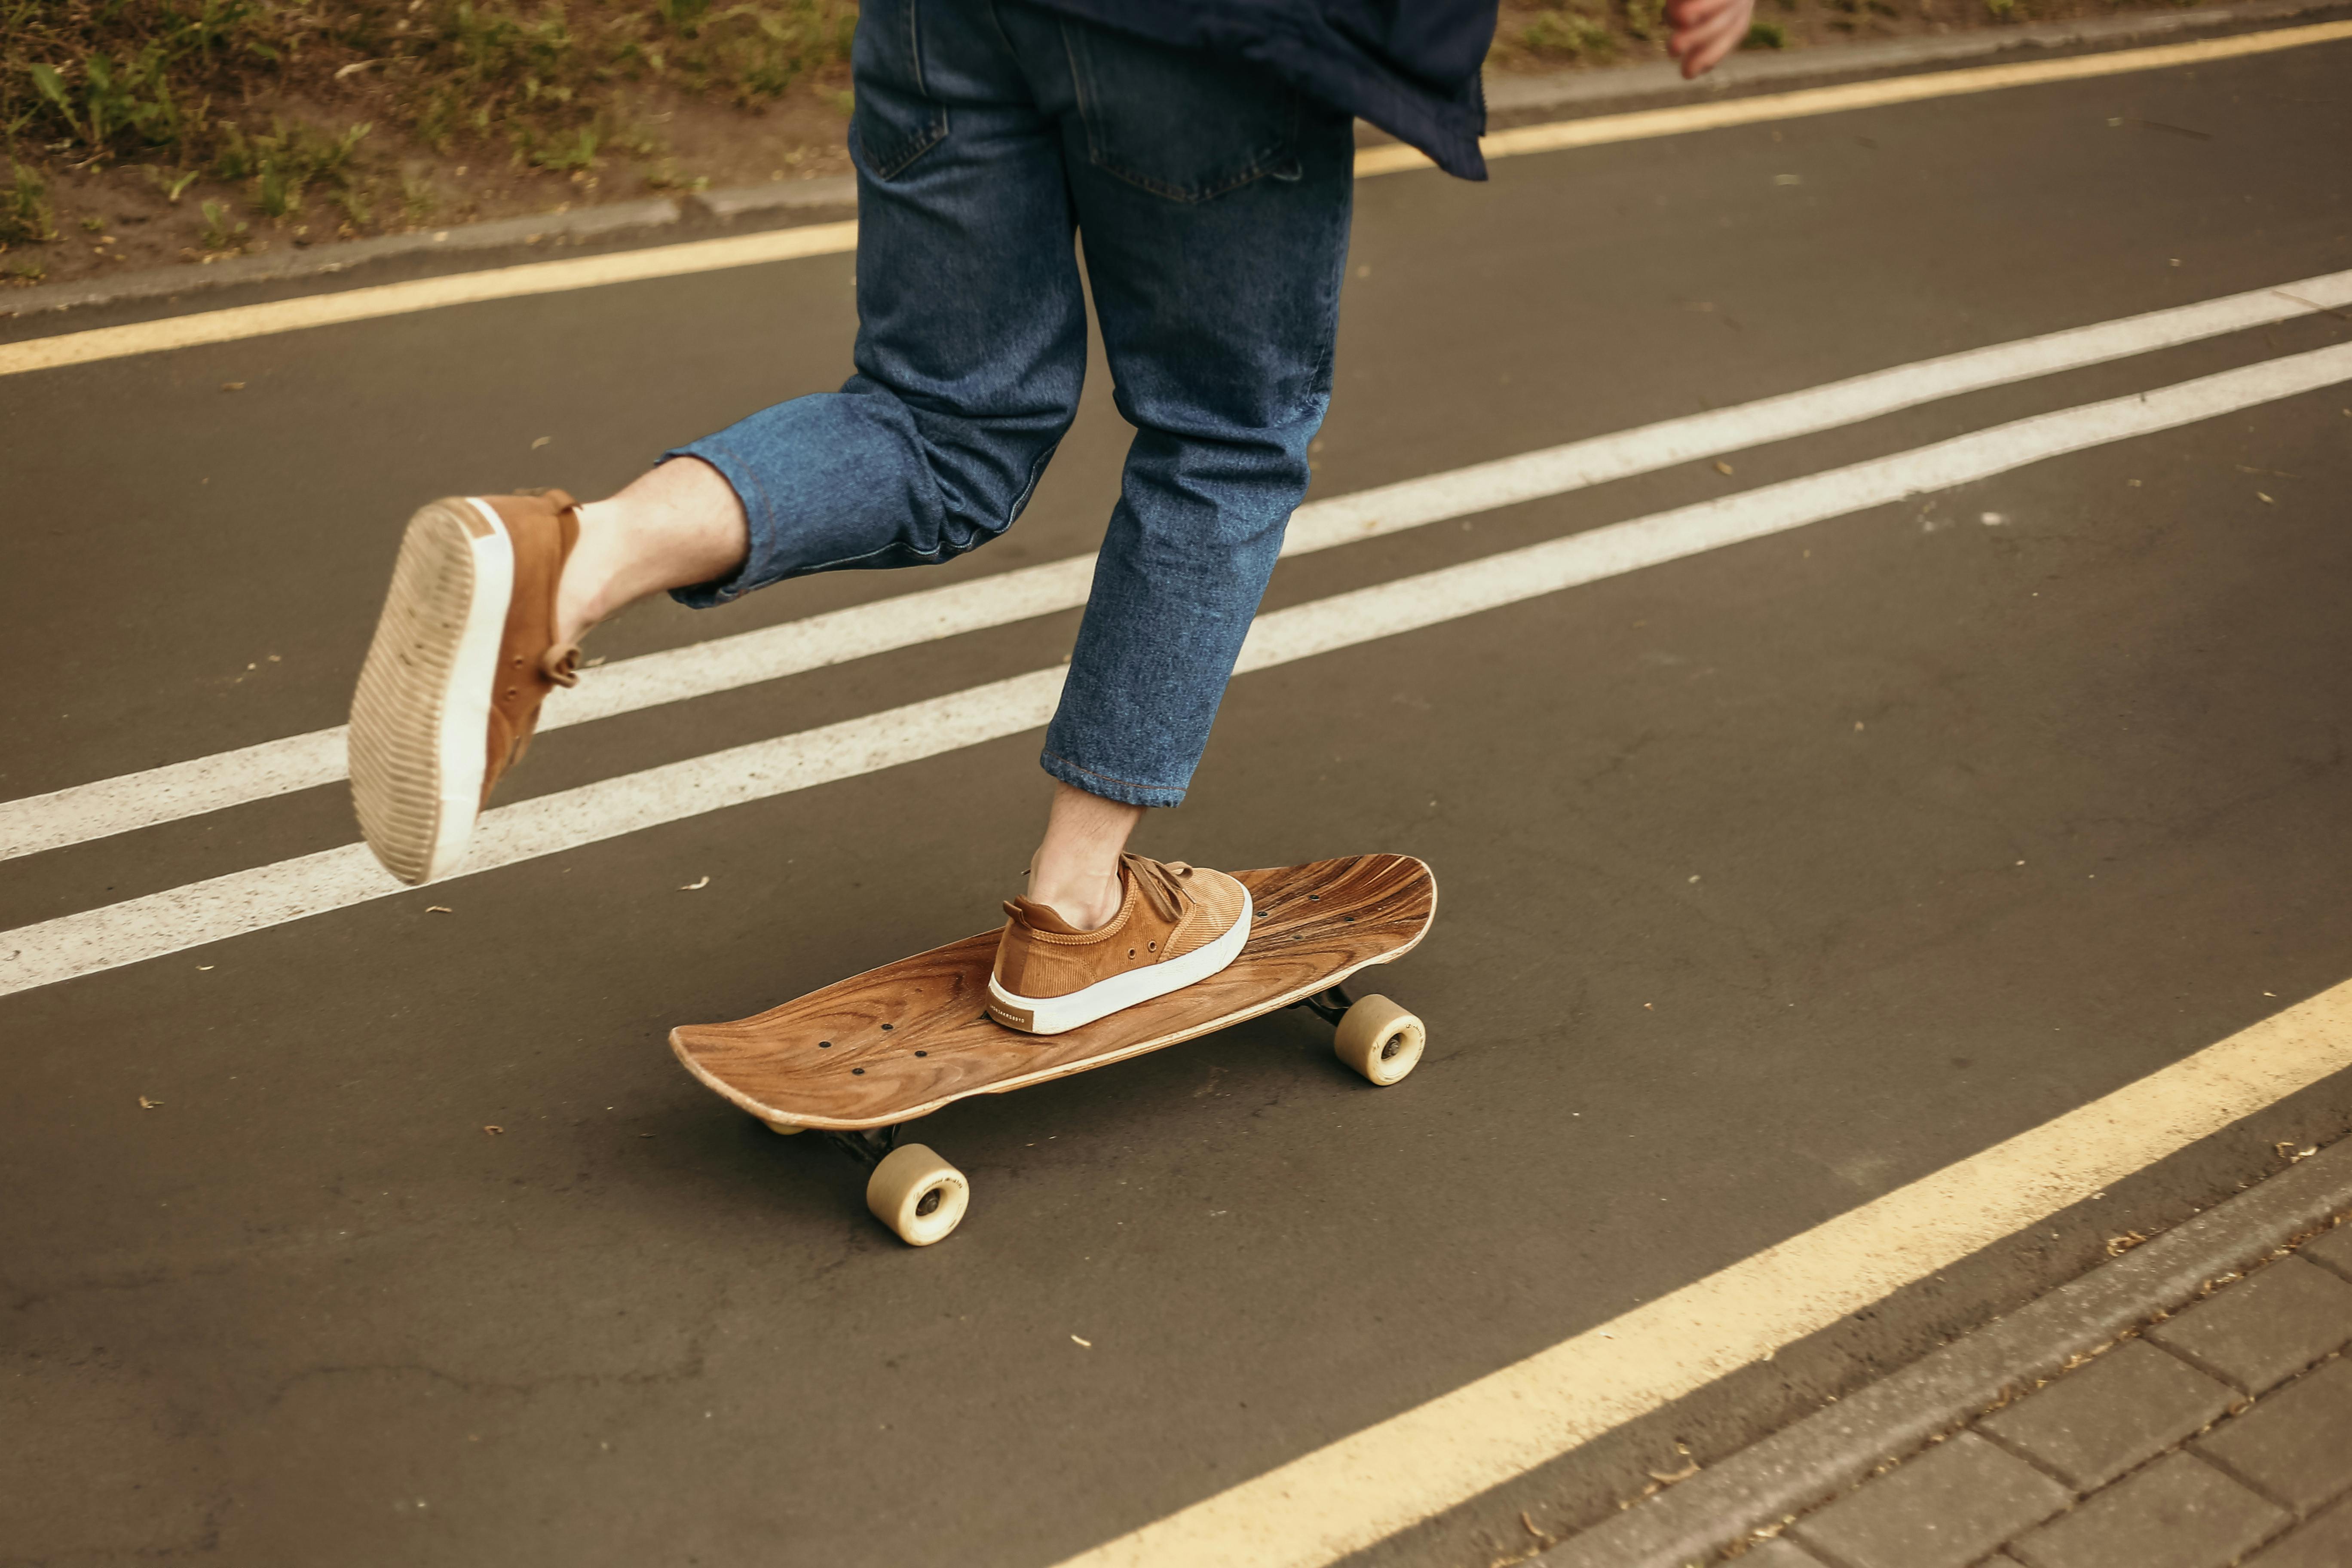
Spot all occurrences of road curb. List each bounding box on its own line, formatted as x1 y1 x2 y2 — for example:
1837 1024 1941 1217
1532 1136 2352 1568
0 178 856 324
6 0 2345 325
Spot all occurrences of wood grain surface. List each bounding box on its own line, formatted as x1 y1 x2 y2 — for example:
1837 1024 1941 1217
670 854 1435 1129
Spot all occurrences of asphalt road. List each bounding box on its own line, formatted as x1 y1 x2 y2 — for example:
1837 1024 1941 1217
4 34 2351 1568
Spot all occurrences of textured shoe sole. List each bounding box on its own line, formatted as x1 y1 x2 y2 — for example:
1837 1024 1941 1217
987 888 1255 1035
348 499 513 885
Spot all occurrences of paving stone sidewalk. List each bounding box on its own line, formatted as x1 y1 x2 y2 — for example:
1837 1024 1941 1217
1733 1215 2352 1568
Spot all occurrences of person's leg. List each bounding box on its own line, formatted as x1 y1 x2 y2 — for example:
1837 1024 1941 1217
985 7 1354 934
625 0 1092 621
552 0 1091 642
350 0 1091 886
1010 6 1357 817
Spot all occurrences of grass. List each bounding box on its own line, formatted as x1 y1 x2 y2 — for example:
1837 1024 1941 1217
1 0 854 247
0 162 54 243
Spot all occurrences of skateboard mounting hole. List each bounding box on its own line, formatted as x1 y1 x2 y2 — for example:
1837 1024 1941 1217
1344 916 1355 923
818 1041 832 1049
1309 894 1320 901
916 1187 943 1218
882 1023 894 1032
915 1050 928 1057
851 1067 865 1075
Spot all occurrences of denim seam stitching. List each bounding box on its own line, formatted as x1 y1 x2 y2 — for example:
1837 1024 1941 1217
1002 438 1061 529
1041 748 1183 796
857 0 947 182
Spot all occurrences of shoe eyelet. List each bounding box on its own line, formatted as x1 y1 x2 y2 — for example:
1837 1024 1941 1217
1148 941 1157 952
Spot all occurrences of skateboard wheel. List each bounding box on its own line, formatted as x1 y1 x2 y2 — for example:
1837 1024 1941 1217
763 1118 804 1136
1333 995 1424 1086
866 1143 969 1246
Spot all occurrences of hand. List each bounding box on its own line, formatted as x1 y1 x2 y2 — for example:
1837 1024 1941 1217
1666 0 1757 78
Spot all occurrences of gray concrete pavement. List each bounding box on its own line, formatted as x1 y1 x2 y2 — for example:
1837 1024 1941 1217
5 35 2352 1568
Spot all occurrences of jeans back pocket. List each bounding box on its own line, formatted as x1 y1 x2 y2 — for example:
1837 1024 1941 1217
1063 21 1302 203
851 0 949 180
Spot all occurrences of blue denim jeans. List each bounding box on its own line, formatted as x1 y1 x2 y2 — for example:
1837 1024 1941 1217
668 0 1356 807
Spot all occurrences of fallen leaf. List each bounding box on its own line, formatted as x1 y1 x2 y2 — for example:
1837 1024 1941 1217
680 875 710 891
220 381 245 392
531 436 552 450
139 1096 162 1109
1070 1334 1093 1348
483 1125 504 1136
426 905 453 913
196 965 214 971
1713 459 1734 476
2257 492 2274 504
1648 1460 1700 1484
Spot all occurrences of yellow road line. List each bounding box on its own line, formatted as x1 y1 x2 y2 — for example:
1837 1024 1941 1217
1359 19 2352 174
1052 979 2352 1568
0 220 859 380
6 21 2347 380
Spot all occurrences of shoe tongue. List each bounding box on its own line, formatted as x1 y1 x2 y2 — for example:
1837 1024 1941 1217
1006 896 1091 935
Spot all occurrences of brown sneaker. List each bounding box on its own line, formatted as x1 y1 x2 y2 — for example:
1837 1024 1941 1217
988 855 1253 1034
348 492 585 885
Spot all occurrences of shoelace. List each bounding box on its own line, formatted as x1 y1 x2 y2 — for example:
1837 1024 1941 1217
1121 854 1196 922
542 643 582 689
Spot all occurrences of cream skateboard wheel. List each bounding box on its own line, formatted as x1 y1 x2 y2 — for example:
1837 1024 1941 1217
763 1118 804 1136
866 1143 969 1246
1334 994 1424 1085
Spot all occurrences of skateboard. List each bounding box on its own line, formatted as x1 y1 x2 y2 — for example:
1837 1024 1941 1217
669 853 1437 1245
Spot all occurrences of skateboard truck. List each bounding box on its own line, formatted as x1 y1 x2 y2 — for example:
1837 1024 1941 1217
1291 981 1358 1027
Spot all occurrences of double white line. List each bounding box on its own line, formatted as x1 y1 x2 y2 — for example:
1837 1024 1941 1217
5 272 2351 997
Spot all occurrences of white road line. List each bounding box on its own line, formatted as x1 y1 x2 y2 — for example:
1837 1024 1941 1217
8 269 2348 863
1050 978 2352 1568
1356 20 2352 176
6 340 2346 1000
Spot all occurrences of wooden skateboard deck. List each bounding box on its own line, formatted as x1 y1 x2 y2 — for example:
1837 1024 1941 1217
670 853 1436 1133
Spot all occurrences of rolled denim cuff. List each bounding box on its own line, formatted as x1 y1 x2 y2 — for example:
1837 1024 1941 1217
1038 747 1187 809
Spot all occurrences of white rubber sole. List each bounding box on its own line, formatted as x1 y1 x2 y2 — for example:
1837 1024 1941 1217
347 498 514 885
988 888 1254 1035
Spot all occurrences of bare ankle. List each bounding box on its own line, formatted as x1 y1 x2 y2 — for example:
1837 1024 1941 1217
553 459 750 646
1025 781 1147 931
1026 869 1124 932
554 502 624 646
